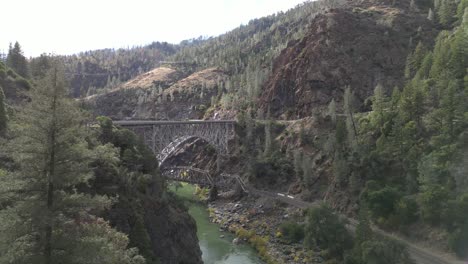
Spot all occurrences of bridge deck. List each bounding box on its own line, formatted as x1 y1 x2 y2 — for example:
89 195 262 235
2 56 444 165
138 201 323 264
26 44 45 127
114 120 236 126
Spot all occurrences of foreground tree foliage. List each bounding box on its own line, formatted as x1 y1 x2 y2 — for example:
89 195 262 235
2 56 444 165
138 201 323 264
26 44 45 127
0 62 145 264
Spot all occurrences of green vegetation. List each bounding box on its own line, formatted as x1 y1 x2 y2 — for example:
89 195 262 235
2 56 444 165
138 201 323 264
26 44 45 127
92 116 164 264
58 42 178 97
235 227 276 264
279 221 305 243
0 60 32 97
0 62 145 263
0 85 6 136
304 205 353 260
168 0 345 110
6 42 29 78
345 205 414 264
316 2 468 257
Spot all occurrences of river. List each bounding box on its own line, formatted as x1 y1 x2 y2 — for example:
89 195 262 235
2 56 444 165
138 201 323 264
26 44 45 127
172 184 263 264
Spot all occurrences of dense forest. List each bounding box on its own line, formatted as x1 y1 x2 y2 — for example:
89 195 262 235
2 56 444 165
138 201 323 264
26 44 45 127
353 2 468 257
234 0 468 261
1 0 468 262
0 51 201 263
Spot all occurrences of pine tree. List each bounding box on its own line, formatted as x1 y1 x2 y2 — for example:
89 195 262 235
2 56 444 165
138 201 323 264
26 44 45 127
344 86 358 150
434 0 441 11
457 0 468 20
371 83 387 128
302 154 313 186
6 41 29 78
0 62 144 264
438 0 456 26
405 42 427 79
356 203 373 246
0 85 6 136
428 8 435 21
30 53 52 79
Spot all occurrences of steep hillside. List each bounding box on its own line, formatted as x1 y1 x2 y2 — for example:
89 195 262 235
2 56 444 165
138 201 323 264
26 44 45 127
59 42 178 97
84 67 227 120
260 1 438 118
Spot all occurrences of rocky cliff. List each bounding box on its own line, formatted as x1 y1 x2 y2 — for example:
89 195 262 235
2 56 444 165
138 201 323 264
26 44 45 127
260 0 437 118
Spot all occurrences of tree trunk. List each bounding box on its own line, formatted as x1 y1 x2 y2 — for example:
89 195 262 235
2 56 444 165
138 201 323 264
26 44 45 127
44 68 58 264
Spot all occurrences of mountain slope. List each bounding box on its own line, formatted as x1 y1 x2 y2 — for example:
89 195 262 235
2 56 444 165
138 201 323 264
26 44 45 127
260 1 438 118
84 67 227 120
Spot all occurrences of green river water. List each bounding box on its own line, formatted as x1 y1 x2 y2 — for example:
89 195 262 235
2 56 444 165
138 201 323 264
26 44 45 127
172 184 263 264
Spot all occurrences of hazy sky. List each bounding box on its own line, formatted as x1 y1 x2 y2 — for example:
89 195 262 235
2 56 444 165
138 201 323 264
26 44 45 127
1 0 306 57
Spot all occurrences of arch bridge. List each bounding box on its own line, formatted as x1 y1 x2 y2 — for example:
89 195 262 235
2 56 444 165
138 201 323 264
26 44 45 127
114 120 236 166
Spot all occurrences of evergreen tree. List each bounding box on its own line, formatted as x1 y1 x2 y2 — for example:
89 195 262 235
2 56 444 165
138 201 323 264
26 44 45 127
428 8 435 21
0 63 144 264
438 0 456 26
355 203 373 247
405 42 427 79
6 42 29 78
456 0 468 20
302 154 313 186
30 54 52 79
0 85 6 136
434 0 441 11
371 83 387 129
344 86 358 150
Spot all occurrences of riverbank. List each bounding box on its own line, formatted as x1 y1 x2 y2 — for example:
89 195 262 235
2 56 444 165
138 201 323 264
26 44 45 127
171 184 263 264
207 195 326 264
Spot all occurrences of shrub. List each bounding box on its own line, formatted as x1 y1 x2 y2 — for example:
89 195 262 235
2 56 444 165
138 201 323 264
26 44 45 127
394 196 419 226
236 227 254 240
419 184 449 225
251 151 293 185
362 183 402 220
361 238 413 264
279 221 305 243
304 205 353 259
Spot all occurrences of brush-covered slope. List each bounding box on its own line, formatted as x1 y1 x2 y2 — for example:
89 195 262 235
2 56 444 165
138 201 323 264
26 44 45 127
84 67 227 120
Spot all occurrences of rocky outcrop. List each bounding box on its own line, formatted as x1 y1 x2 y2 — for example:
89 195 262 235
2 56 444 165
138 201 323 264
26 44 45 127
260 1 438 118
84 67 228 120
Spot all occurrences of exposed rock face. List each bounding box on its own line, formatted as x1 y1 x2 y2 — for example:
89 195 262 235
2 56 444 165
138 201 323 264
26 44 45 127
260 1 437 118
107 192 203 264
97 173 204 264
84 67 227 120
